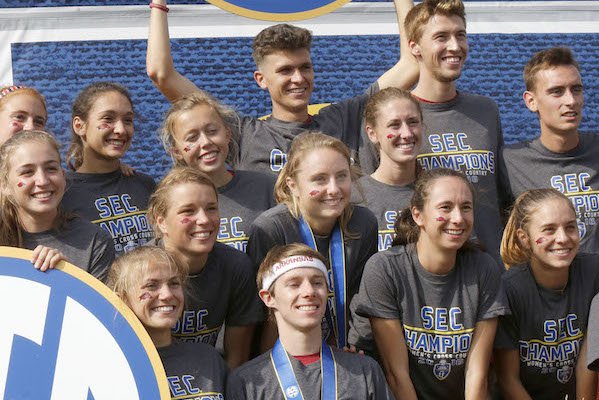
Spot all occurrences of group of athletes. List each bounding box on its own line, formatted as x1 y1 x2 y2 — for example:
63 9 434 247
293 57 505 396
1 0 598 398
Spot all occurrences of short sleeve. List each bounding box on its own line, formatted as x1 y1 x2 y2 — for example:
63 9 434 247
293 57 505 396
587 292 599 370
226 253 264 326
89 228 116 283
354 253 403 320
475 254 509 321
247 213 283 269
494 313 519 350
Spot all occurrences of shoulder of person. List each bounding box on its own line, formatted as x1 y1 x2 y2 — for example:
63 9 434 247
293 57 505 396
458 92 499 109
212 242 253 267
229 351 271 379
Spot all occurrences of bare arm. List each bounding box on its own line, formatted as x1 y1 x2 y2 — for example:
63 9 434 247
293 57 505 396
224 325 255 369
376 0 419 90
371 317 418 400
464 318 496 400
146 0 203 101
576 338 598 399
494 348 533 400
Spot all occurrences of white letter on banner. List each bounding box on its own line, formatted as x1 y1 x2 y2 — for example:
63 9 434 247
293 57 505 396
0 276 50 399
51 297 139 400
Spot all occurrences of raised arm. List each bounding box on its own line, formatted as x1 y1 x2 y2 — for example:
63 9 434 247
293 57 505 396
371 317 418 400
147 0 203 101
376 0 419 90
464 318 497 400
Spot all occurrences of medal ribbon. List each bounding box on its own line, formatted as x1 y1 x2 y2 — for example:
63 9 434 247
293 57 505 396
271 339 338 400
298 217 347 348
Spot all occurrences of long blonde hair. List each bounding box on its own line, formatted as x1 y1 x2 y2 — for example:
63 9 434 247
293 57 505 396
0 130 69 246
274 132 360 238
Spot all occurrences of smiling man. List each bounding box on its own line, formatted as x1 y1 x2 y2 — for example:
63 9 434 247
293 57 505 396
501 47 599 254
401 0 505 264
226 243 393 399
147 0 417 175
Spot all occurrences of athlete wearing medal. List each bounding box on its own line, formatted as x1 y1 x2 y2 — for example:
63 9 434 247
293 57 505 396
248 133 378 350
226 243 394 399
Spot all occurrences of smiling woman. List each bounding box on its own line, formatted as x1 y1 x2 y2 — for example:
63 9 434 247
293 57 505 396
0 130 115 281
0 85 47 145
61 82 156 256
108 246 228 399
351 168 507 400
495 189 599 400
146 166 264 369
247 132 378 351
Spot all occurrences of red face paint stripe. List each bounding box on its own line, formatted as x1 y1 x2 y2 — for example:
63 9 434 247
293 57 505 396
309 190 320 197
436 217 446 222
17 182 24 187
535 237 545 244
386 134 394 139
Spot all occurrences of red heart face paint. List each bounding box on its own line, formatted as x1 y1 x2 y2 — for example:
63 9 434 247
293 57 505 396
139 292 151 301
436 216 446 222
17 182 24 188
180 217 191 224
386 134 395 140
535 237 545 245
309 190 320 197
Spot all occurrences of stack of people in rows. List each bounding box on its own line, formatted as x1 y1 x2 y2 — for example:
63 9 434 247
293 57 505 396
2 0 598 398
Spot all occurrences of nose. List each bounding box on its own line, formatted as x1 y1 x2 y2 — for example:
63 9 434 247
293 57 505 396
195 208 214 225
562 89 577 106
555 227 569 243
449 206 465 224
301 281 317 297
34 169 51 186
158 284 174 300
198 132 214 148
113 119 127 135
291 68 304 83
326 177 340 195
447 35 460 51
23 117 35 131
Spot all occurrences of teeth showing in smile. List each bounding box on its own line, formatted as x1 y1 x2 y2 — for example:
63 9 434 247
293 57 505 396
396 143 415 150
200 151 218 161
298 305 318 311
107 139 125 146
444 229 464 235
550 249 571 255
153 306 175 312
288 88 306 94
191 232 211 239
322 198 342 206
443 56 461 63
33 192 52 199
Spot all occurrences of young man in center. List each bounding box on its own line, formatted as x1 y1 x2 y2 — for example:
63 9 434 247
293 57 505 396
226 243 394 399
398 0 505 263
147 0 418 175
501 47 599 254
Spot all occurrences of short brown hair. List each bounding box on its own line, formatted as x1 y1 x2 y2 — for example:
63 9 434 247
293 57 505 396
523 47 580 92
252 24 312 66
147 167 218 238
405 0 466 44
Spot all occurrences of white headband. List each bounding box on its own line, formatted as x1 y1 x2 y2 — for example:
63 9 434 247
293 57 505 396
261 255 330 290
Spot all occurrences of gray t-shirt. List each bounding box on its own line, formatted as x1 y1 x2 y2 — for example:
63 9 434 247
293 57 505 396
586 292 599 371
217 169 276 253
495 254 599 400
148 239 264 347
236 84 378 175
158 341 228 399
355 175 413 252
61 170 156 256
247 203 377 345
22 216 115 283
226 347 394 399
501 133 599 254
354 243 507 400
415 93 505 264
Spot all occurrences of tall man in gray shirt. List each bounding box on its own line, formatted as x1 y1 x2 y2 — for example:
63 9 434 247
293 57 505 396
502 47 599 253
147 0 418 174
403 0 505 263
